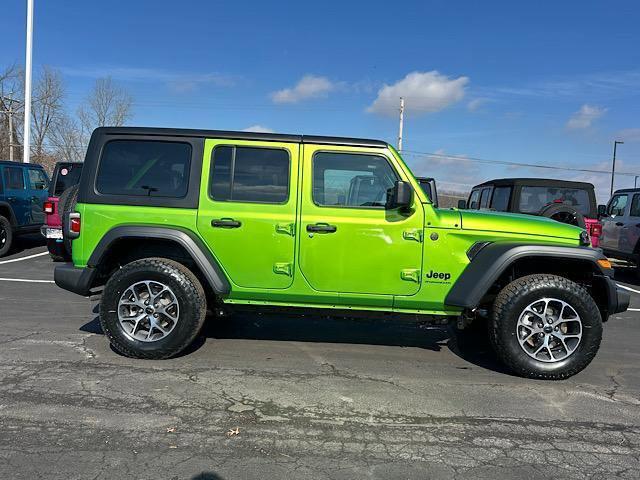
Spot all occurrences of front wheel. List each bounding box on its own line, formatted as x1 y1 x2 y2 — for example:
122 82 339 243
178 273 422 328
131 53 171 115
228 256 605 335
0 215 12 257
490 274 602 379
100 257 207 359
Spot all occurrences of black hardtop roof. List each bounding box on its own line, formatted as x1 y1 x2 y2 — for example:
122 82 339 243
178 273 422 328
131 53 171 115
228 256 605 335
0 160 45 168
614 187 640 194
94 126 389 148
472 177 595 190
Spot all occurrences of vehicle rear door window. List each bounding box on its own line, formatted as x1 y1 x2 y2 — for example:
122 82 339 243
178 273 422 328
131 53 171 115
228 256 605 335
96 140 191 198
468 190 481 209
210 146 290 203
519 186 591 215
53 164 83 196
629 194 640 217
5 167 25 190
27 168 48 191
312 152 398 208
479 188 491 208
607 194 628 216
490 187 511 211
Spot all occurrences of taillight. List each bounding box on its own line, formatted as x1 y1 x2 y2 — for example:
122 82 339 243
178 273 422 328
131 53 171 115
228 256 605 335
590 223 602 236
68 212 81 239
70 217 81 233
43 201 54 214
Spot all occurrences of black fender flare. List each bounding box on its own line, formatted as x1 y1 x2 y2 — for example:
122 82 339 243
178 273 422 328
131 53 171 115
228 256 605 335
89 225 231 295
444 242 611 309
0 201 17 225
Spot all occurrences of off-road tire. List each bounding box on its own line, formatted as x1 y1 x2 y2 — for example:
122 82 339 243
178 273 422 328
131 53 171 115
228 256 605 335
100 257 207 359
489 274 602 380
0 215 12 257
59 184 79 258
539 203 586 229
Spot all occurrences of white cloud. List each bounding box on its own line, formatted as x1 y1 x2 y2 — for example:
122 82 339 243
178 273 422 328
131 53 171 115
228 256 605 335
566 104 607 130
271 75 335 104
467 98 489 112
617 128 640 142
242 124 274 133
367 71 469 117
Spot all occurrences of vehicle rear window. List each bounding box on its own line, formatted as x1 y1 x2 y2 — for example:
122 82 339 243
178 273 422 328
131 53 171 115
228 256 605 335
5 166 25 190
519 186 591 216
490 186 511 211
53 164 83 196
210 146 289 203
96 140 191 198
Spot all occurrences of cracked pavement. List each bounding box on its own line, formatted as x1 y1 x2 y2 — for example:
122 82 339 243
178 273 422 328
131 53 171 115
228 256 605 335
1 241 639 479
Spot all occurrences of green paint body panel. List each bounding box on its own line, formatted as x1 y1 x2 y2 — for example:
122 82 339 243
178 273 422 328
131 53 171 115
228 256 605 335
72 140 583 317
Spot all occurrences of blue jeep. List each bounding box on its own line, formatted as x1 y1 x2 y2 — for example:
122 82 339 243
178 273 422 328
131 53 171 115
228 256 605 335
0 161 50 257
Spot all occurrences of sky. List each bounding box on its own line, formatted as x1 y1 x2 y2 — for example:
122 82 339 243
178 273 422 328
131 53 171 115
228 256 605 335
2 0 640 201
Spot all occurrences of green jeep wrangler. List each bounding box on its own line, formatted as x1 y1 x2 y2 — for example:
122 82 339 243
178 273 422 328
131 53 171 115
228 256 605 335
55 127 629 379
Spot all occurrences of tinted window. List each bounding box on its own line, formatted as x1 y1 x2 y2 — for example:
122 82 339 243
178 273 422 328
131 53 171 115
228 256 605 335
479 188 491 208
608 194 628 216
312 152 398 208
631 194 640 218
490 186 511 211
96 140 191 198
519 186 591 215
53 164 83 196
27 168 48 191
468 190 481 209
210 146 289 203
5 167 25 190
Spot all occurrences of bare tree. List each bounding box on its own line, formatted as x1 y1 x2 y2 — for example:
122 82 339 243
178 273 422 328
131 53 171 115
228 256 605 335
49 114 85 163
78 77 132 138
31 67 65 163
0 64 24 160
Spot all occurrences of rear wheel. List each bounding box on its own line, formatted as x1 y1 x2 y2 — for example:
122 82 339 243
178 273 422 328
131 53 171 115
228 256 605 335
490 274 602 379
59 184 79 259
100 257 207 359
0 215 13 257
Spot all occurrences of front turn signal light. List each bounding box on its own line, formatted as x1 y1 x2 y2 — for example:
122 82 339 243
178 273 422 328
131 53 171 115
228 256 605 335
597 258 612 269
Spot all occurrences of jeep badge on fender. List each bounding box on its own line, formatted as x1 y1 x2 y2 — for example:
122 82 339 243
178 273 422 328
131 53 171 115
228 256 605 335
425 270 451 281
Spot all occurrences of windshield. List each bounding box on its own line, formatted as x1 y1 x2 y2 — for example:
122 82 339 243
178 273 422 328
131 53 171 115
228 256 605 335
518 186 591 216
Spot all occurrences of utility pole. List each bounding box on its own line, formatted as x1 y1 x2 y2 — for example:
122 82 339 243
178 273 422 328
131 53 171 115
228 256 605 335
610 140 624 197
397 97 404 152
23 0 34 163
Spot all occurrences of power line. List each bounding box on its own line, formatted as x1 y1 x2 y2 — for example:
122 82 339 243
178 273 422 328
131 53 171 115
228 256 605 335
402 150 640 177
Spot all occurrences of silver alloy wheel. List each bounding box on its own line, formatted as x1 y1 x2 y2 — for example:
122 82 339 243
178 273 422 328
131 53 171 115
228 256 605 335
516 297 582 363
0 225 6 246
117 280 180 342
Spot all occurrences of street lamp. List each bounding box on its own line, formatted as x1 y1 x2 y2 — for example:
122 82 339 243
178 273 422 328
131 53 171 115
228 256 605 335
610 140 624 197
23 0 34 163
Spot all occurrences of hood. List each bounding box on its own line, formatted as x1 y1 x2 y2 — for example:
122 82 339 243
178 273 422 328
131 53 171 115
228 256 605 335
459 210 583 240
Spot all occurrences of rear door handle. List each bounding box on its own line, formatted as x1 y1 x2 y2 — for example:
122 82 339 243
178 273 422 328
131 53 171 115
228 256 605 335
6 196 16 202
307 223 337 233
615 222 625 227
211 218 241 228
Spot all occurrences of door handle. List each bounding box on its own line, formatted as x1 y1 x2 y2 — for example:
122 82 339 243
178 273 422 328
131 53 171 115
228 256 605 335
211 218 241 228
6 196 16 202
615 222 624 227
306 223 337 233
31 196 39 201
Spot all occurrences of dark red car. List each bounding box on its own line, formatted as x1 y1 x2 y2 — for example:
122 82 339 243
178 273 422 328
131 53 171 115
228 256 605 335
41 162 83 260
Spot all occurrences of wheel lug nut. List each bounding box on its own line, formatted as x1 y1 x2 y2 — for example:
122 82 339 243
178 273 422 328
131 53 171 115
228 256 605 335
153 313 158 318
538 323 543 328
554 326 558 331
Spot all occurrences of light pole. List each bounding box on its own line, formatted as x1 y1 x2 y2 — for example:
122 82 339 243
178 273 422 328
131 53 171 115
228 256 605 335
23 0 34 163
610 140 623 197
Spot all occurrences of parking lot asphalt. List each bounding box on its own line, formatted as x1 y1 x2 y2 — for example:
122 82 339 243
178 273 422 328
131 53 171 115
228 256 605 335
0 236 639 479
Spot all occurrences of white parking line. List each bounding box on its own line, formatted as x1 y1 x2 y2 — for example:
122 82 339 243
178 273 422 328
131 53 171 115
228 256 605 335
628 308 640 312
0 251 48 265
0 278 54 283
616 284 640 295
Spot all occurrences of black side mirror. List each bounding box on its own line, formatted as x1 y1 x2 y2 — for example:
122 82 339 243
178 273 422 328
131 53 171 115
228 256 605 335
386 180 413 210
457 199 467 209
597 204 607 217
